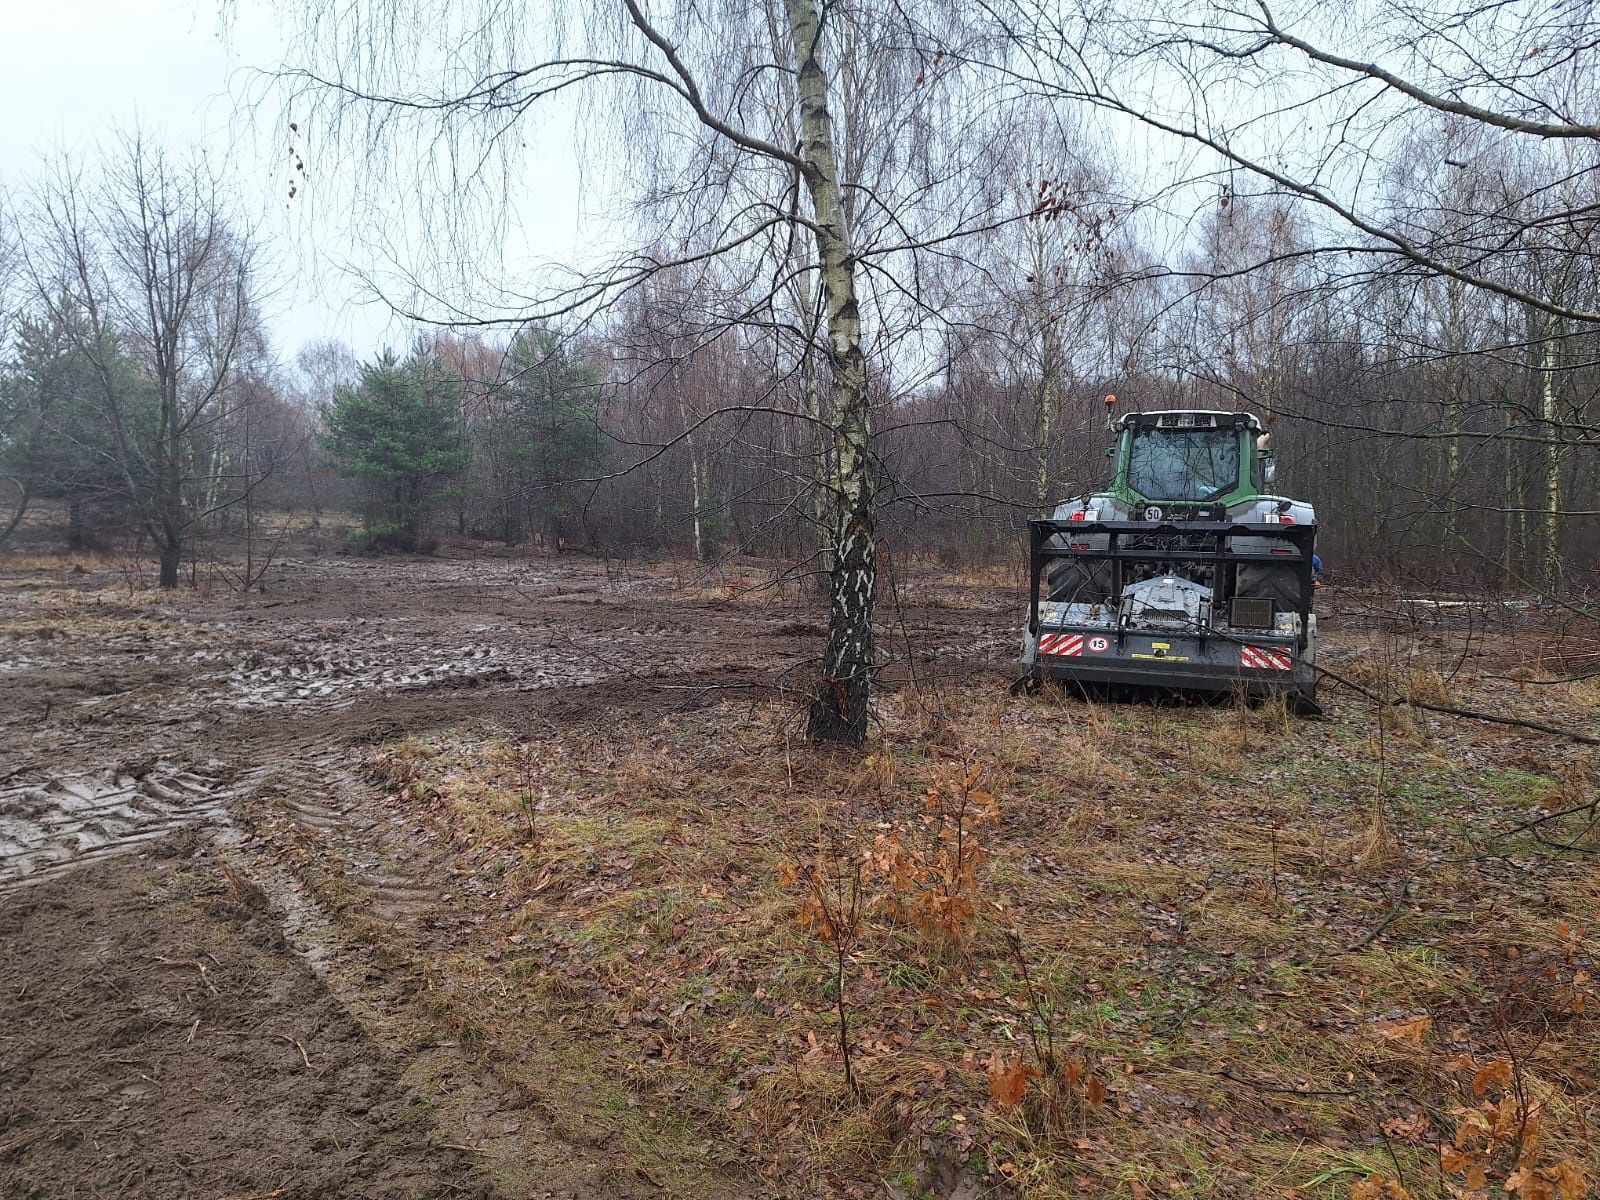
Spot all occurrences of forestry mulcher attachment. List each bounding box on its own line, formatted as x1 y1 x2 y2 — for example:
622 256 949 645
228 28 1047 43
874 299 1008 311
1020 403 1319 711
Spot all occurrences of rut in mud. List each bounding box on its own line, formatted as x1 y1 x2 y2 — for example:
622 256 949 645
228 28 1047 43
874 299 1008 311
1 555 1008 875
0 766 229 893
0 849 495 1200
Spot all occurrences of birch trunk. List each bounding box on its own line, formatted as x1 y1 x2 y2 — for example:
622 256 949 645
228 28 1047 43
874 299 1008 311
1539 328 1562 591
672 354 708 561
794 268 837 585
688 443 706 561
787 0 874 745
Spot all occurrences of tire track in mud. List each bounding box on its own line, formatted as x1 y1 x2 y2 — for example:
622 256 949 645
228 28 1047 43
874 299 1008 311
0 766 229 894
1 599 998 903
0 655 765 905
214 642 521 710
224 746 604 1199
236 747 449 931
227 743 702 1200
203 622 791 716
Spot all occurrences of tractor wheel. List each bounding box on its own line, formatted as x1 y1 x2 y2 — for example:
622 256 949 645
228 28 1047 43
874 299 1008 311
1236 564 1301 611
1047 560 1112 604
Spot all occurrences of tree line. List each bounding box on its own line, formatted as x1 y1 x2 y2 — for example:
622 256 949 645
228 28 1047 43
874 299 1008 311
5 135 1597 596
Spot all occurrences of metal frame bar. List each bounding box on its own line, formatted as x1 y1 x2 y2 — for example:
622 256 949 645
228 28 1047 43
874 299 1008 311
1026 519 1316 642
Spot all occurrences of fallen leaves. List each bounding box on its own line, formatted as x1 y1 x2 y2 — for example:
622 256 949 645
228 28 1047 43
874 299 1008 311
985 1049 1107 1114
340 665 1600 1199
1084 1073 1108 1107
1376 1014 1432 1046
1435 1053 1589 1200
986 1051 1037 1109
1351 1177 1413 1200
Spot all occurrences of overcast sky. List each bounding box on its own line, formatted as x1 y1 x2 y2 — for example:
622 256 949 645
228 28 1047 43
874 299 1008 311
3 0 590 364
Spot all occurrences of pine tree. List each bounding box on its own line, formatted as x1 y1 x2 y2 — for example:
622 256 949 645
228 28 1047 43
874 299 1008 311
323 351 468 550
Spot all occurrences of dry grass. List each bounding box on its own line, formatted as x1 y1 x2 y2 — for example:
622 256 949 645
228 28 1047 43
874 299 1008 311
0 552 158 592
331 662 1598 1199
0 571 201 652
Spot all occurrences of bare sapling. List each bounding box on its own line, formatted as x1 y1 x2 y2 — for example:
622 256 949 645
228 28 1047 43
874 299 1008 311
785 825 867 1103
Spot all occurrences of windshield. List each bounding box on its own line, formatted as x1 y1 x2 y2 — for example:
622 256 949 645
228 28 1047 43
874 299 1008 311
1126 428 1240 501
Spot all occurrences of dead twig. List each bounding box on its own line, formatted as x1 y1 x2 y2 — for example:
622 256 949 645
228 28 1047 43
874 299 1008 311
153 956 220 995
1489 797 1600 840
1214 1069 1358 1098
277 1034 313 1070
1533 826 1600 855
0 1130 43 1158
1318 663 1600 745
1346 878 1413 951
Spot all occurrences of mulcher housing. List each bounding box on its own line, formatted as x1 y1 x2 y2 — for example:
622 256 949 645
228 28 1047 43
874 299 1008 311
1019 409 1320 710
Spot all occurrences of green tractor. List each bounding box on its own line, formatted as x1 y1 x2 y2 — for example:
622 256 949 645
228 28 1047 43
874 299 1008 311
1019 401 1320 711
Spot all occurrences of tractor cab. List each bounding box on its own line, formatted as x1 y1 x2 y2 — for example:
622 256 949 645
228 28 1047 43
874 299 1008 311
1113 410 1275 514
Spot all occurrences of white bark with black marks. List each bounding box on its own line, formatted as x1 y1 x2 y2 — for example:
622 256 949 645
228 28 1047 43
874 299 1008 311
785 0 875 744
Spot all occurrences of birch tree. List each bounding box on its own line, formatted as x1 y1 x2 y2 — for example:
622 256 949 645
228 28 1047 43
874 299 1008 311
979 0 1600 594
271 0 991 743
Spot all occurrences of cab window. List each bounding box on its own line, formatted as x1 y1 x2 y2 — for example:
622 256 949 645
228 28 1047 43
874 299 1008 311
1127 428 1240 501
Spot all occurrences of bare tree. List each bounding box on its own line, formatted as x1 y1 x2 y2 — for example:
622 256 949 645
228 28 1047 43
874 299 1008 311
960 110 1138 507
966 0 1600 593
17 134 263 585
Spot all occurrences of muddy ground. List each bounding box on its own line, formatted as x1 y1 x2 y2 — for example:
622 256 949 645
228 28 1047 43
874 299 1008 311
0 550 1013 1199
5 546 1584 1199
1 847 490 1200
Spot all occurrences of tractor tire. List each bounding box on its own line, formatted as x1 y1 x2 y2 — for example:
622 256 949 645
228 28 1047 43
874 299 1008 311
1047 560 1112 605
1236 564 1301 611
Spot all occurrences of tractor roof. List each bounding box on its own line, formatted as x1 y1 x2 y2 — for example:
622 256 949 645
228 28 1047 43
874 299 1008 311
1116 410 1263 432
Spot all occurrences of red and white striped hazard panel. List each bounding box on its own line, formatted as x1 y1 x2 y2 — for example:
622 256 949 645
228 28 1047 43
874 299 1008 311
1240 645 1294 671
1038 632 1085 657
